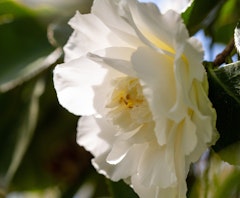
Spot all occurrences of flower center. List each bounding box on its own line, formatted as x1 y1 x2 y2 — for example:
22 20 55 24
106 77 152 131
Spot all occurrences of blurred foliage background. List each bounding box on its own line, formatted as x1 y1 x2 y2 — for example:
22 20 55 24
1 0 240 197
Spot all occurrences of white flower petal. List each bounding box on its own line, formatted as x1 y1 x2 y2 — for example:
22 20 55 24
77 116 114 157
93 138 149 181
181 117 197 156
104 143 148 181
131 174 179 198
88 46 137 77
189 81 218 146
122 0 188 53
53 57 108 116
106 141 130 164
184 37 205 82
92 0 142 47
138 144 177 188
165 124 188 197
167 39 204 121
132 46 177 145
64 11 130 62
132 47 176 116
77 116 148 182
92 0 133 35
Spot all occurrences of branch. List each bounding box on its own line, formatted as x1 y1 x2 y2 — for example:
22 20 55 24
213 38 235 66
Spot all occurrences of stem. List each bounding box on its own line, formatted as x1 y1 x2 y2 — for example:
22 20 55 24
213 38 235 66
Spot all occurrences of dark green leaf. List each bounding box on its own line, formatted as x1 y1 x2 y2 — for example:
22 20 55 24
72 170 110 198
5 79 45 185
107 179 139 198
207 61 240 104
209 0 240 44
0 0 35 18
0 1 60 92
0 77 44 193
189 151 240 198
213 169 240 198
218 141 240 166
182 0 225 35
0 48 62 92
7 72 92 192
206 61 240 151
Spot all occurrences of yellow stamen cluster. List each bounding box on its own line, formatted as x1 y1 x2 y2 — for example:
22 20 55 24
105 77 152 130
119 92 143 109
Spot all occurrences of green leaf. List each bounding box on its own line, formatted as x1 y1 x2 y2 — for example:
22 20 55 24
107 179 139 198
189 150 240 198
0 78 45 194
206 61 240 151
182 0 225 35
207 61 240 104
5 79 45 185
0 0 35 19
213 167 240 198
0 48 62 92
209 0 240 44
218 141 240 166
6 72 92 192
0 1 60 92
71 170 110 198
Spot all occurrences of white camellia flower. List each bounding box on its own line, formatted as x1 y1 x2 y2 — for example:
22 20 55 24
54 0 218 197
